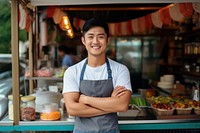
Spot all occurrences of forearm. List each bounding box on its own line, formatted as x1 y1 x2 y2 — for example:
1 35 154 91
63 92 111 117
82 90 132 112
67 102 111 117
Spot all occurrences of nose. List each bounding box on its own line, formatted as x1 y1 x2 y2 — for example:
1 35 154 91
93 36 99 44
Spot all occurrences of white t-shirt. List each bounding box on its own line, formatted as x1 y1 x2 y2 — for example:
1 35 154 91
62 58 132 94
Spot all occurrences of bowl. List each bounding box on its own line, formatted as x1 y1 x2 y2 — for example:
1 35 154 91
157 82 173 89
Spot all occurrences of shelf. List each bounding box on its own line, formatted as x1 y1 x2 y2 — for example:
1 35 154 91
169 47 182 49
181 71 200 79
182 54 200 59
159 63 182 67
179 29 200 37
24 77 63 81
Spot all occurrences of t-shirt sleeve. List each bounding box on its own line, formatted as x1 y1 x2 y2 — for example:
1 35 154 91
115 65 132 92
62 67 80 94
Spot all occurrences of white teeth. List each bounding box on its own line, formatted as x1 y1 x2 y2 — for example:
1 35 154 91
92 46 101 49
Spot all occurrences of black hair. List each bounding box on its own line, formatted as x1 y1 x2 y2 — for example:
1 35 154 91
82 18 109 38
58 44 70 54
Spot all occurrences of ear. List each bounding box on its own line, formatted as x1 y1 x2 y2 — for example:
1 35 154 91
81 36 86 46
107 37 110 44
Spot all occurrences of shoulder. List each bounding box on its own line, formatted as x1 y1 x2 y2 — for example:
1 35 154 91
108 58 128 70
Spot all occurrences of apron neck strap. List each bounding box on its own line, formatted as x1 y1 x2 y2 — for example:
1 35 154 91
80 58 112 81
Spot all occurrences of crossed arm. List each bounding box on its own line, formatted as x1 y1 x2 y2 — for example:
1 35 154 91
63 86 132 117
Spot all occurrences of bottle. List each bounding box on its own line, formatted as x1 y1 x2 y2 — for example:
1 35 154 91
194 42 198 54
21 95 36 121
192 82 199 101
40 103 61 121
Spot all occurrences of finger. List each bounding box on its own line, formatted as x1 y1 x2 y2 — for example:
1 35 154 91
112 87 126 97
116 91 126 97
114 86 126 94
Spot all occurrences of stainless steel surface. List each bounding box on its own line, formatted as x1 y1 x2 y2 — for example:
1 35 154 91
1 114 200 126
0 95 8 120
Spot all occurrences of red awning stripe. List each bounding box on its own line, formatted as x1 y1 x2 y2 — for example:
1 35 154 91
179 3 193 18
53 8 66 24
46 6 56 18
160 7 172 26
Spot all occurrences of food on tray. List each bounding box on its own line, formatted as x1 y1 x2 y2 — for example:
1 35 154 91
152 103 173 110
186 100 200 108
152 102 174 116
150 96 173 104
172 101 192 115
40 111 61 120
172 102 190 108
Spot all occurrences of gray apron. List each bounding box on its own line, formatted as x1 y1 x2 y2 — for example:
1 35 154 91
74 58 119 133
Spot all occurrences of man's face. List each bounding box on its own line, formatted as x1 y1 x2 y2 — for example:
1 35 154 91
81 26 108 57
58 50 65 57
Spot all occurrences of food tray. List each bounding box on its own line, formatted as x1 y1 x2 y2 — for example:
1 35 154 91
176 108 192 115
154 108 174 116
194 108 200 115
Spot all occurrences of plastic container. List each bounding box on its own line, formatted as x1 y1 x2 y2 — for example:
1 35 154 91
21 96 36 121
40 103 61 121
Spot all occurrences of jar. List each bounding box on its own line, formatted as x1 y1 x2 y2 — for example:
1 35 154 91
40 103 61 121
8 95 22 120
21 95 36 121
8 95 14 120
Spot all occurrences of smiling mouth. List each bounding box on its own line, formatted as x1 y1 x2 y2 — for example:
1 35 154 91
91 46 101 49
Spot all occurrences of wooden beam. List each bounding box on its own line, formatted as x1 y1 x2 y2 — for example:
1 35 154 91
60 6 162 11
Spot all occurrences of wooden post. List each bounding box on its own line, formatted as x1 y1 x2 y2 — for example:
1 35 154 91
29 22 34 94
11 0 20 125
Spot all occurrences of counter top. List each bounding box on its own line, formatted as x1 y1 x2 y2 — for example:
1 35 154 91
1 116 200 131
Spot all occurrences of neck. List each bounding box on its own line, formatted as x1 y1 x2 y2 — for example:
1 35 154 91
87 56 106 67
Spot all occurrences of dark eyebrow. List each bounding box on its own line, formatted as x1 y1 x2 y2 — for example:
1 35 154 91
98 33 106 36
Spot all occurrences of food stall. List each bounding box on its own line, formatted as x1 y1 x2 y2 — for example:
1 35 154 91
1 0 200 132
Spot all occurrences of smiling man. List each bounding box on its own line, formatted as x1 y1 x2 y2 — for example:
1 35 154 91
62 18 132 133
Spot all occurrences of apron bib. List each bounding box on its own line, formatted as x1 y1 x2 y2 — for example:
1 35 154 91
74 58 119 133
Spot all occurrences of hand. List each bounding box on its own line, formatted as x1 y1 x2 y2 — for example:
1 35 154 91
79 94 87 104
111 86 126 98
